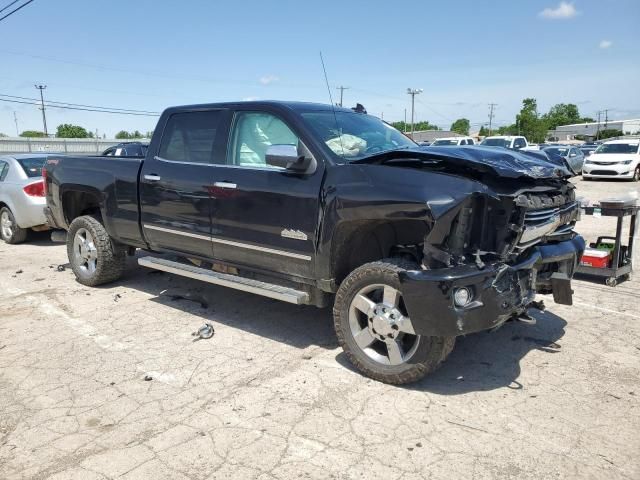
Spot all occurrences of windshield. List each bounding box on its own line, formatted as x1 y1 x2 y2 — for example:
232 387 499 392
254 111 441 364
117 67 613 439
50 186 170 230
481 138 511 148
17 157 46 177
544 147 569 156
432 139 459 146
594 143 639 154
300 111 415 160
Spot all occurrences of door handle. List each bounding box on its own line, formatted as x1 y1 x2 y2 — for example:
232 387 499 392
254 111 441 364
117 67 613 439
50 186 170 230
213 181 237 189
144 174 162 182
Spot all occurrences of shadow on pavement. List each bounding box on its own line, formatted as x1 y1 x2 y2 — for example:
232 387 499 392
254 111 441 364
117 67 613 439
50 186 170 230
112 257 338 351
335 308 567 394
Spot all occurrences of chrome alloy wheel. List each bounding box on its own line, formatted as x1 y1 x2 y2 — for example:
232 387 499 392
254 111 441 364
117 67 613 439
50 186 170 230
73 227 98 274
1 210 13 239
348 283 420 366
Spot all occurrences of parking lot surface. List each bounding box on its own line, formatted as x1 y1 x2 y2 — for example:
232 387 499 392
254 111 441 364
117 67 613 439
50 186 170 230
1 178 639 480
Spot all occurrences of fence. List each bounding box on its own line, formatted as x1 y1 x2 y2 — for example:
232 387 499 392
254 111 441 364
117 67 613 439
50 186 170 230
0 137 150 155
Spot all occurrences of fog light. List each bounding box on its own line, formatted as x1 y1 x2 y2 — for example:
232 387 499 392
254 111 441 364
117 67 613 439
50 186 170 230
453 287 472 307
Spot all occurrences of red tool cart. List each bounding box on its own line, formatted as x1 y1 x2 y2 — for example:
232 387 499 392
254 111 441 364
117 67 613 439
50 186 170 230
576 198 638 287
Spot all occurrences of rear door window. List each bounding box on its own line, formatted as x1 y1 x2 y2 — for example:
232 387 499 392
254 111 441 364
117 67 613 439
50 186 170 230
159 111 223 164
17 157 45 177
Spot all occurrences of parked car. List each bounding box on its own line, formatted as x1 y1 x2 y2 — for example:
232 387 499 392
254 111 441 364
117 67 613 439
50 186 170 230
44 101 584 384
102 142 149 157
480 135 539 151
542 146 585 173
579 145 597 158
582 139 640 181
0 154 49 244
430 136 475 146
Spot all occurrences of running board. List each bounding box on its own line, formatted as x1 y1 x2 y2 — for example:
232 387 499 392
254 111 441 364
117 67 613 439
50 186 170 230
138 256 309 305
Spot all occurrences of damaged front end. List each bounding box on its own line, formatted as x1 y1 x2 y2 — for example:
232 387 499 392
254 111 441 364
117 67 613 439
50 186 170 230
398 185 585 337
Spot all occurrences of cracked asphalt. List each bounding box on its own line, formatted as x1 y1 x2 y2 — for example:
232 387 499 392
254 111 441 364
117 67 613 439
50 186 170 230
1 177 639 480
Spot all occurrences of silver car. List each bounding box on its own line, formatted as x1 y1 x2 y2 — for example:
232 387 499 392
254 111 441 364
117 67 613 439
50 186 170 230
0 154 49 244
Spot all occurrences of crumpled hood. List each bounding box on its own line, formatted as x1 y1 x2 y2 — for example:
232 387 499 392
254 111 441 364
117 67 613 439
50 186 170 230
355 146 573 179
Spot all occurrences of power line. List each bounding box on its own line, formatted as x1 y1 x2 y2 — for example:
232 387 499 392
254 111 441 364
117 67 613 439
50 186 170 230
0 0 35 23
0 93 159 114
0 0 21 14
0 98 159 116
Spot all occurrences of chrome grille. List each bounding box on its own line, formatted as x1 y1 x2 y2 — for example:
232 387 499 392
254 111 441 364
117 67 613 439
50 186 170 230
516 202 578 250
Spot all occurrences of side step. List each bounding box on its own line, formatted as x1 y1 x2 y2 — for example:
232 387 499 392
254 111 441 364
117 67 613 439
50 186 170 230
138 256 309 305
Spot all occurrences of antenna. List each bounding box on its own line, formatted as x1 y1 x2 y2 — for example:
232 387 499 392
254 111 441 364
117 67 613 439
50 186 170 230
319 51 344 156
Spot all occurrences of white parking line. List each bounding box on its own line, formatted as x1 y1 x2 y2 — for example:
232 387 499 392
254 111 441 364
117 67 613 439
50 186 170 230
573 301 640 320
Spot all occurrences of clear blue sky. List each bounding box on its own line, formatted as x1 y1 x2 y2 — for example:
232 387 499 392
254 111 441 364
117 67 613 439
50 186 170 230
0 0 638 136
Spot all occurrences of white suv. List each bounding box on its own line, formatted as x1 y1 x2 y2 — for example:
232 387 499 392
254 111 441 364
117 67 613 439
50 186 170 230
582 139 640 181
430 136 475 146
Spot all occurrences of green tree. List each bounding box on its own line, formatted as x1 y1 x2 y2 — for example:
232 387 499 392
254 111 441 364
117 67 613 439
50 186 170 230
145 130 154 139
542 103 581 130
19 130 46 138
450 118 470 135
132 130 143 139
391 120 440 132
56 124 91 138
479 126 489 137
516 98 547 143
0 133 7 137
598 129 623 139
115 130 131 139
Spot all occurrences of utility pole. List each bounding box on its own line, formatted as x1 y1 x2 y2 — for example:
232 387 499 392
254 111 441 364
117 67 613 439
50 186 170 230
336 86 349 107
596 111 602 140
13 111 19 136
407 88 423 139
404 109 407 133
34 84 48 137
604 109 609 130
488 103 497 135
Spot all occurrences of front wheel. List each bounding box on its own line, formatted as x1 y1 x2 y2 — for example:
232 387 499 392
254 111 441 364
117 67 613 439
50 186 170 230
333 258 455 384
632 166 640 182
67 215 126 286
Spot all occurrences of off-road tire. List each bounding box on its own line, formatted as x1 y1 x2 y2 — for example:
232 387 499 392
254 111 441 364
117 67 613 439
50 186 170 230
333 258 455 384
67 215 126 286
0 207 28 244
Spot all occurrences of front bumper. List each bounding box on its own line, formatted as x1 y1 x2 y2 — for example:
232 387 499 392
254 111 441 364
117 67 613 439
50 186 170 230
583 163 635 179
398 236 585 337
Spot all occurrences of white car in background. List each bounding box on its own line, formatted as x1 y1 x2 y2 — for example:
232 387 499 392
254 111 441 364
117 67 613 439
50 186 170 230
430 136 475 146
0 154 49 244
582 139 640 181
480 135 539 151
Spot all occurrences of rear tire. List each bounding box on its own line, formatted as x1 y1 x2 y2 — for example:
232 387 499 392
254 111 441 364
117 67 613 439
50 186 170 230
333 258 455 385
632 166 640 182
67 215 126 286
0 207 28 244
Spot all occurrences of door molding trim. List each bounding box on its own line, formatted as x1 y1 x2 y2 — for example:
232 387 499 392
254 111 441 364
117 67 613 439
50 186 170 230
142 224 312 261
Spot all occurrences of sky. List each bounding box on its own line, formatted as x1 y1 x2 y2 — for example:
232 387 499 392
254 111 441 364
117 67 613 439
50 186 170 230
0 0 639 137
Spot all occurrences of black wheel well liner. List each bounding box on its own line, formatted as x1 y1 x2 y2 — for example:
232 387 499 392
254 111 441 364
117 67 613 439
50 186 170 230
62 190 102 225
330 219 428 285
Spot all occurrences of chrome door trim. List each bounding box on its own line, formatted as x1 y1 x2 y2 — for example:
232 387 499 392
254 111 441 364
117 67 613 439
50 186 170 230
142 224 312 261
213 181 237 189
143 224 211 242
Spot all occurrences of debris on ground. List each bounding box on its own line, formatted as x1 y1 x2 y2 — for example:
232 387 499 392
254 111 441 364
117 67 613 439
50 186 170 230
192 323 215 341
160 290 208 309
15 270 23 274
56 265 66 272
143 375 153 381
113 293 121 302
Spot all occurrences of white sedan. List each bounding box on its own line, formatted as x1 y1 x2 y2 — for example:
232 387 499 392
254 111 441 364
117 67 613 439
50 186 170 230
582 140 640 181
0 154 49 244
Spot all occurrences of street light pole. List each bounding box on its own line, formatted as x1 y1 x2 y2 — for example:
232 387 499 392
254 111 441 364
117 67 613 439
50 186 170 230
406 88 423 139
34 84 48 137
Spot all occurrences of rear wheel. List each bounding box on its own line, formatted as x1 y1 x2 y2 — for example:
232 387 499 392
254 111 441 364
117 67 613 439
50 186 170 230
632 166 640 182
67 215 126 286
333 258 455 384
0 207 28 244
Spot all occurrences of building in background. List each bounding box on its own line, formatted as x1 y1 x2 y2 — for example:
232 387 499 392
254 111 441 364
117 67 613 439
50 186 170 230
410 130 463 143
548 119 640 142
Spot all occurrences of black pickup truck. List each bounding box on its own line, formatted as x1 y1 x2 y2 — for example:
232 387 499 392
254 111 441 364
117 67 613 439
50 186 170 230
44 101 584 384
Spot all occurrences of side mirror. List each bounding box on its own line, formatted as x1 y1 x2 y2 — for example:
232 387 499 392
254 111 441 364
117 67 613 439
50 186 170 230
266 145 314 173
